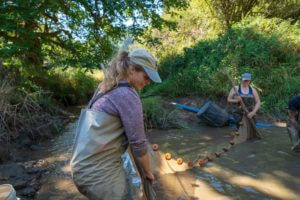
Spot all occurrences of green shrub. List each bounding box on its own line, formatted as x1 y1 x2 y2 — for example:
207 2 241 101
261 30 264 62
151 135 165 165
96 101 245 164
145 16 300 112
141 96 182 129
27 67 99 106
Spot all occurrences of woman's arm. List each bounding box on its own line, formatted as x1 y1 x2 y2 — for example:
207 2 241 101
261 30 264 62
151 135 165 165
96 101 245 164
288 111 300 132
92 87 154 183
131 150 154 184
247 88 261 118
110 88 154 183
227 86 241 103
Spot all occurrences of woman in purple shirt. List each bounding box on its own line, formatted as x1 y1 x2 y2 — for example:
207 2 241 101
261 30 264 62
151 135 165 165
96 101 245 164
71 48 161 200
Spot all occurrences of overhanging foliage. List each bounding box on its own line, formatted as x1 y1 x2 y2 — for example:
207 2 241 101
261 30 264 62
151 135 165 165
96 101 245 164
0 0 188 67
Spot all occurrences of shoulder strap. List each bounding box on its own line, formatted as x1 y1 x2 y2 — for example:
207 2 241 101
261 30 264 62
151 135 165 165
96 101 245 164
88 83 131 109
249 86 253 95
117 82 131 88
238 85 242 95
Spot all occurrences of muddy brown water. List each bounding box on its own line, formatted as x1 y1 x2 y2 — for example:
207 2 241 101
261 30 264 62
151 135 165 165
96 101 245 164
32 120 300 200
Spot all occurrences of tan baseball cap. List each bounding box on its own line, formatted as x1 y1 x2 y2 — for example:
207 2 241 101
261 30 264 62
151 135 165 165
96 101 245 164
128 48 162 83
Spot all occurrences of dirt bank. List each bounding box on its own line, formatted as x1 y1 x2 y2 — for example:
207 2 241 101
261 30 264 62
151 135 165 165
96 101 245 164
0 112 74 199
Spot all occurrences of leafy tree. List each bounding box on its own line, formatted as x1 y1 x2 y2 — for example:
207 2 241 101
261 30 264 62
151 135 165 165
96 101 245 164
258 0 300 21
144 0 222 58
204 0 299 30
0 0 188 68
204 0 259 30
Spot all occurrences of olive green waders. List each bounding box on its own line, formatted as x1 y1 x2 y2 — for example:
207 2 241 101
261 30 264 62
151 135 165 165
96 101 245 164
230 96 259 140
70 84 144 200
287 112 300 152
70 109 129 200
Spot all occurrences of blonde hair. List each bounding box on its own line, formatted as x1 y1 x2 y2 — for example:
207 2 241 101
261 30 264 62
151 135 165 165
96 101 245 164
99 51 142 93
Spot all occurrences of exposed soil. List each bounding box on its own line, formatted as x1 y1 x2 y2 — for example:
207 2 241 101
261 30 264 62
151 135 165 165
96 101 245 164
0 112 76 200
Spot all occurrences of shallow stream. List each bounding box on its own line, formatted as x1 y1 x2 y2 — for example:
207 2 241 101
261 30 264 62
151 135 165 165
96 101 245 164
33 119 300 200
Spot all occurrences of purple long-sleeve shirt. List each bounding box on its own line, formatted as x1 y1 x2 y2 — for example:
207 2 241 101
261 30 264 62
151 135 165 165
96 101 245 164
90 82 147 157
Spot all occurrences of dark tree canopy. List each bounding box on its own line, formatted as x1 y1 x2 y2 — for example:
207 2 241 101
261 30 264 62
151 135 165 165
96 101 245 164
0 0 188 67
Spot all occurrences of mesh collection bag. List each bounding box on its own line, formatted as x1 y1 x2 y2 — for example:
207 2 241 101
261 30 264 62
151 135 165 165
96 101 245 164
196 101 229 127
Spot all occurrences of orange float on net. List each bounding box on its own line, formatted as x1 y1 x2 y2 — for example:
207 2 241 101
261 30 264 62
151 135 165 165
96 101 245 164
206 156 213 162
188 161 194 167
198 159 206 167
152 144 159 151
165 153 172 160
223 147 229 152
176 158 183 165
215 152 221 157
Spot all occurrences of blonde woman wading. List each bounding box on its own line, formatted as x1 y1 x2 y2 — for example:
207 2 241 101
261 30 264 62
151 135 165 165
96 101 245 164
70 49 161 200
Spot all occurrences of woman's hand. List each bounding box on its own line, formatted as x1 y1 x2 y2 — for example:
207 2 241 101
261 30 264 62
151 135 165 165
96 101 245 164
236 96 242 103
132 151 154 185
247 111 255 119
145 171 155 185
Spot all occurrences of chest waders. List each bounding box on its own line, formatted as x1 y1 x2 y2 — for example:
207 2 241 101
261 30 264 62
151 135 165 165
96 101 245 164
70 83 136 200
287 112 300 152
230 85 259 140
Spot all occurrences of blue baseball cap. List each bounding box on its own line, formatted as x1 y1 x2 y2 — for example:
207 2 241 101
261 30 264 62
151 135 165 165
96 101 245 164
242 73 251 81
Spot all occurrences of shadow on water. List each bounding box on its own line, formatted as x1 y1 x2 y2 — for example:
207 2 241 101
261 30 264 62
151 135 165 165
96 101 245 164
33 119 300 200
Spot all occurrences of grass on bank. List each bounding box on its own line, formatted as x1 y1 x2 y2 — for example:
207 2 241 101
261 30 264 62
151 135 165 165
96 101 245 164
141 96 183 130
38 67 101 105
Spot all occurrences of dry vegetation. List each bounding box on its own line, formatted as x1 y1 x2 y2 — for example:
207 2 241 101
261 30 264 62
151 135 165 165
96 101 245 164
0 63 68 162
